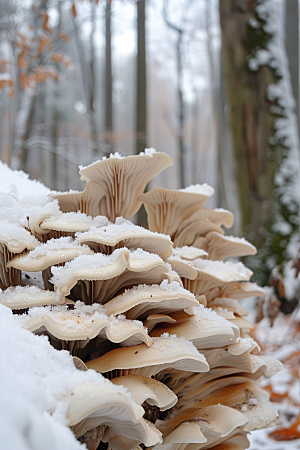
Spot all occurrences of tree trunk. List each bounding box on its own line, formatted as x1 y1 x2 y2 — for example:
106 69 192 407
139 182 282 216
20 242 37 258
105 0 113 152
136 0 147 155
219 0 280 251
285 0 299 122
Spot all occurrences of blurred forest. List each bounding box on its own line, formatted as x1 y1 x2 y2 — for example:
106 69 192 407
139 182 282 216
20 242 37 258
0 0 300 287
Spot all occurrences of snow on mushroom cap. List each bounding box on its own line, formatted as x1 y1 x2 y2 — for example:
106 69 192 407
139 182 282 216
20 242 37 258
51 248 130 290
0 221 39 252
192 259 253 282
179 183 215 197
0 285 60 309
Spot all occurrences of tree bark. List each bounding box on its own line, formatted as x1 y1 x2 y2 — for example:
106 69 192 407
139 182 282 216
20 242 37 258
219 0 280 251
136 0 147 155
105 0 113 152
285 0 299 122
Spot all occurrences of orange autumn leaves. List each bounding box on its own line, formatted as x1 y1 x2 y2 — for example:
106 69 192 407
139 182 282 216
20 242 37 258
0 9 71 95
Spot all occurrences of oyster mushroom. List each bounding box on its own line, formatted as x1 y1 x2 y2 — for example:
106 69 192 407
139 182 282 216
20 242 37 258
52 150 173 221
139 185 214 237
76 218 173 259
86 335 209 378
51 248 181 304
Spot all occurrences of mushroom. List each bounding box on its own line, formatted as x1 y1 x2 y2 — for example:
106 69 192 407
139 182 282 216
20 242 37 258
150 306 239 349
86 335 209 378
102 281 198 319
197 232 257 261
17 304 153 348
111 375 178 411
52 150 173 221
139 184 214 237
60 381 163 448
173 207 234 248
0 221 39 289
51 248 181 305
182 259 252 298
0 285 67 309
30 208 110 242
76 218 173 259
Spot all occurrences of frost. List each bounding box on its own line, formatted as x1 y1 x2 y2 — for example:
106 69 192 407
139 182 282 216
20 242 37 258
192 258 252 281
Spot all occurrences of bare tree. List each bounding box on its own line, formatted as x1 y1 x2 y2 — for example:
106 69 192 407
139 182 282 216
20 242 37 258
163 0 194 188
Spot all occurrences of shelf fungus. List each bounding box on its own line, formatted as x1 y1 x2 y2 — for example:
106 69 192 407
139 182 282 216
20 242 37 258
0 150 281 450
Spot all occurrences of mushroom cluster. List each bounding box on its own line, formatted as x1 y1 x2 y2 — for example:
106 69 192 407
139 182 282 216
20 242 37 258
0 149 281 450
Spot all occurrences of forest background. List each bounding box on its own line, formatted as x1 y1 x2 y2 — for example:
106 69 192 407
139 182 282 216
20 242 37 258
0 0 300 290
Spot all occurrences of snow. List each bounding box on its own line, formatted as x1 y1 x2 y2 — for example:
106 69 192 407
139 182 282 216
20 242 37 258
0 161 50 203
153 333 200 355
17 301 146 333
192 258 253 281
179 183 215 197
0 304 133 450
21 236 89 259
76 217 171 241
80 148 157 168
51 248 126 289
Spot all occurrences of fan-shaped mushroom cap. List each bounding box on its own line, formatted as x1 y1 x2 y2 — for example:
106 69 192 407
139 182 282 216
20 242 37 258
166 256 197 280
189 381 278 432
249 354 283 379
202 339 254 371
62 381 163 447
7 236 94 272
112 375 178 410
0 285 67 309
51 248 180 304
76 218 173 259
0 221 39 253
173 247 208 260
199 232 257 261
0 222 40 289
102 281 198 319
52 150 173 222
150 306 239 349
172 208 234 248
158 404 248 444
209 298 248 317
38 211 110 235
86 335 209 377
183 260 252 297
17 303 152 346
140 185 214 237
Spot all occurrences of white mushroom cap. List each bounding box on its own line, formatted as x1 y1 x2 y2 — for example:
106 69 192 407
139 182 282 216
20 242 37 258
0 221 39 253
173 246 208 260
61 381 163 447
140 185 214 237
173 208 234 248
17 304 152 346
150 306 239 349
39 211 110 233
208 298 248 317
53 151 173 221
166 256 197 280
202 339 253 371
183 260 253 297
76 218 173 259
51 248 180 304
102 281 198 319
7 237 94 272
157 404 248 444
86 335 209 377
0 285 67 309
200 232 257 261
111 375 178 410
